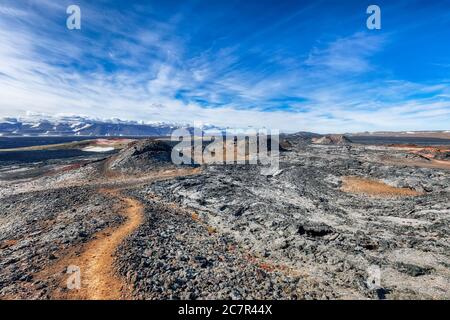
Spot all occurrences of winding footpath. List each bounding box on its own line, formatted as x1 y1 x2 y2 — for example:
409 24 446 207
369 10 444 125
34 168 201 300
67 189 144 300
39 188 144 300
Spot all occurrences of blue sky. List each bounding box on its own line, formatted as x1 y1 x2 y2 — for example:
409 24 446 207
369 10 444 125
1 0 450 132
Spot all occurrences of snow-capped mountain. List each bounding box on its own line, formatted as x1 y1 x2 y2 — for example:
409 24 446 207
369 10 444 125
0 115 223 137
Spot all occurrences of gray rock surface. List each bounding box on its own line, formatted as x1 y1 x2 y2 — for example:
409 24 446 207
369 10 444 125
0 186 122 298
1 137 449 299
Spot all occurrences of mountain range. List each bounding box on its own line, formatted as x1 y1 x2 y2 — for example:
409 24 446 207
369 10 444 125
0 115 222 137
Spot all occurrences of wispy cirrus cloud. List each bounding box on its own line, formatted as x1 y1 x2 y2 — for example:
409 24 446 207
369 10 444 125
0 0 450 133
305 32 385 74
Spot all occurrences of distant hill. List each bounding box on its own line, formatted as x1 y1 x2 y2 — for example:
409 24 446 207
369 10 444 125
285 131 322 139
348 131 450 140
107 139 175 173
312 134 352 145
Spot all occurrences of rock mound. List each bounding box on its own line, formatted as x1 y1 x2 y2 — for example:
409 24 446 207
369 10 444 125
290 131 322 139
282 132 322 147
312 134 352 145
108 139 173 173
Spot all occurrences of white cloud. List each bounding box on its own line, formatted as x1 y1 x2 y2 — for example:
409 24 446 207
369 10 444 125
0 5 28 17
305 32 385 73
0 4 449 133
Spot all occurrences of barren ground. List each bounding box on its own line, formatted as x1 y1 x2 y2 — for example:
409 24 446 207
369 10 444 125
1 137 449 300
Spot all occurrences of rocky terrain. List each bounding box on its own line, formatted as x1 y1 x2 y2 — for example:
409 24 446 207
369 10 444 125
0 135 449 300
0 186 123 299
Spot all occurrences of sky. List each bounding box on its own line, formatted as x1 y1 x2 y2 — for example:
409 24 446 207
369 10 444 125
1 0 450 133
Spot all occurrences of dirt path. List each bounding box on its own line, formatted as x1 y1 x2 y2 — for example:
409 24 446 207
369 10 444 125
26 167 201 300
39 189 144 300
71 189 143 300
